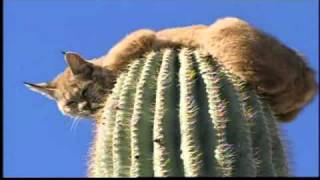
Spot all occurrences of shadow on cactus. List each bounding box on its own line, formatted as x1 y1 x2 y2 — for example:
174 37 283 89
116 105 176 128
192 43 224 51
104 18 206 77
87 47 290 177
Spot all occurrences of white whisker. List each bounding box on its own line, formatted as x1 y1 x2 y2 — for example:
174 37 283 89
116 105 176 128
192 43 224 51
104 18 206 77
70 119 77 132
74 118 80 131
69 116 82 132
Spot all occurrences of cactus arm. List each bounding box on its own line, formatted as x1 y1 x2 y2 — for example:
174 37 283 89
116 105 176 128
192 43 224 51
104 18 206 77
112 59 144 177
130 51 162 177
153 48 184 176
88 73 126 177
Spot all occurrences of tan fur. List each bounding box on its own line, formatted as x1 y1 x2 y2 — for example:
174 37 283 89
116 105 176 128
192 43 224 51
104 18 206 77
26 17 317 122
103 29 157 72
99 17 317 122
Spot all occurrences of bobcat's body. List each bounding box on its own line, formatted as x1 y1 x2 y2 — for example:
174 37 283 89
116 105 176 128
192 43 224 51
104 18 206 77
25 17 317 122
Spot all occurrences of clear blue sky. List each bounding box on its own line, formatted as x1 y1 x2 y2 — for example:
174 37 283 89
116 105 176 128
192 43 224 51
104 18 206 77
4 0 319 177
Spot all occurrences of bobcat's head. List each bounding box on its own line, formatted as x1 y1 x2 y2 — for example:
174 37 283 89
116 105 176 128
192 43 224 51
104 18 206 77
25 52 116 120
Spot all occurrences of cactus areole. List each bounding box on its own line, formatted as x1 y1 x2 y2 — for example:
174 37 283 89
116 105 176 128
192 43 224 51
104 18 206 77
88 48 289 177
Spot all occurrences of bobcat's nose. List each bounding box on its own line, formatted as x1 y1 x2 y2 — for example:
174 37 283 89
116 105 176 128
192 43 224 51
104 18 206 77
78 101 90 110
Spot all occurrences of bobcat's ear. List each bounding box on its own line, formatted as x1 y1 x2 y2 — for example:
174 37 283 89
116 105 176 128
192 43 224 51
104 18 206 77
24 82 56 100
63 51 93 78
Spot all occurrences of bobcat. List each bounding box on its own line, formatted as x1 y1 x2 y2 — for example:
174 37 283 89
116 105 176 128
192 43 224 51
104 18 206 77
25 17 317 122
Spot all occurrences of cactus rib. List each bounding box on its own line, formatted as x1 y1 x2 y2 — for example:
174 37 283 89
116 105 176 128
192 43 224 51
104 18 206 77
178 48 206 176
88 73 126 177
112 59 144 177
195 50 256 176
262 103 290 176
153 48 184 176
130 51 161 177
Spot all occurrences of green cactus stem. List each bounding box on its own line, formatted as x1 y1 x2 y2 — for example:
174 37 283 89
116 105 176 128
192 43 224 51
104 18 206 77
88 47 289 177
88 73 126 177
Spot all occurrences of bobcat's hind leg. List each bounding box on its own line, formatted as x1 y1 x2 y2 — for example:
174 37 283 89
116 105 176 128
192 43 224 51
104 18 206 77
202 17 318 122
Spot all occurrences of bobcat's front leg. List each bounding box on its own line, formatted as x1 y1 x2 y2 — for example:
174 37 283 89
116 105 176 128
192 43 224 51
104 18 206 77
104 29 157 72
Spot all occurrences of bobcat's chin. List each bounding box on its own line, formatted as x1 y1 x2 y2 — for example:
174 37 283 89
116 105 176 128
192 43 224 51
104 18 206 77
57 100 103 120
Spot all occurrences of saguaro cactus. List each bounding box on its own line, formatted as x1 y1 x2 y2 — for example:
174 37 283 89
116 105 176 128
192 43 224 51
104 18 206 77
88 47 289 177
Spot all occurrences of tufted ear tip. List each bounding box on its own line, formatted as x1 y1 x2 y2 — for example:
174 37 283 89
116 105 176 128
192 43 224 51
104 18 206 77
24 81 47 89
24 81 56 100
64 52 90 71
63 52 93 77
23 81 33 87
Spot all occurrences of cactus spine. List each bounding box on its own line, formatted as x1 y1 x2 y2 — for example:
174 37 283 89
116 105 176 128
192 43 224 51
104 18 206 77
88 47 289 177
